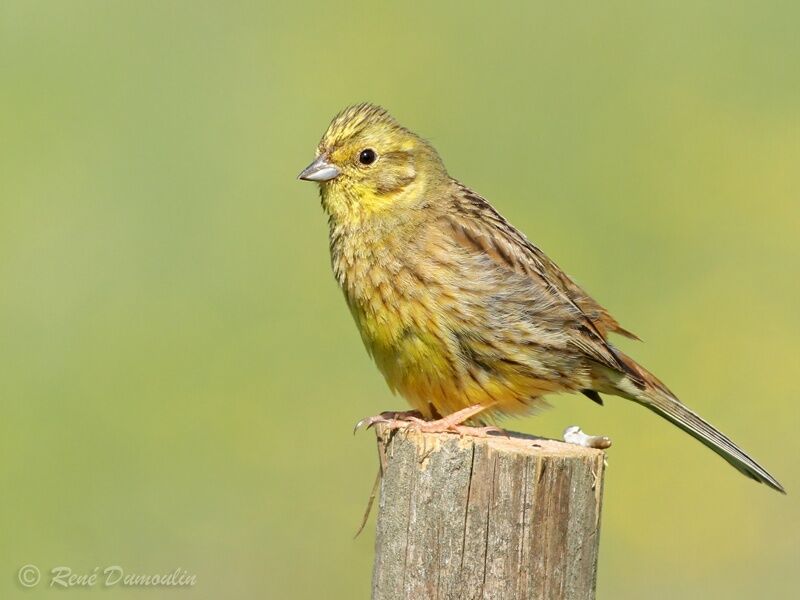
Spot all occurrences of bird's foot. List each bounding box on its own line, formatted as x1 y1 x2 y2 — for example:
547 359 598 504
353 410 423 434
354 405 505 438
405 404 505 438
562 425 612 449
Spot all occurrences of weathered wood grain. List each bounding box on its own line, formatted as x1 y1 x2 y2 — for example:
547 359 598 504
371 426 606 600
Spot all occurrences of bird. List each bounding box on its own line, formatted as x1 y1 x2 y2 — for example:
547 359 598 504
298 102 784 493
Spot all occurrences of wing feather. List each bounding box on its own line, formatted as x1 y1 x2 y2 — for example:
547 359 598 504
443 182 642 383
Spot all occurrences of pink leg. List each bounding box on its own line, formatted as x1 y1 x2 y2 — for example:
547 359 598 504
405 404 504 438
356 404 505 438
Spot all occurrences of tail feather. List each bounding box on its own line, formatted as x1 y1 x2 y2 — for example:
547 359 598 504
639 389 785 493
609 351 785 493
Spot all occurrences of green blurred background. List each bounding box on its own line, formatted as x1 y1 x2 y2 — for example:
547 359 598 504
2 1 798 598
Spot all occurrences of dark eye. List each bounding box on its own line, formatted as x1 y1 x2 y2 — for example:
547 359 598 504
358 149 377 165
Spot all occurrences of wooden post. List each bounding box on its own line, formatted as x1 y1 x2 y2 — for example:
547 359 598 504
371 426 606 600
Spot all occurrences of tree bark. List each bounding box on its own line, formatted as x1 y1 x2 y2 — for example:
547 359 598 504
371 426 606 600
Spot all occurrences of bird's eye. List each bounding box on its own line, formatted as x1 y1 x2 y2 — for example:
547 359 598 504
358 149 377 165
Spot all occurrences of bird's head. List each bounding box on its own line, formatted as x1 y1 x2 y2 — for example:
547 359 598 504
298 103 447 221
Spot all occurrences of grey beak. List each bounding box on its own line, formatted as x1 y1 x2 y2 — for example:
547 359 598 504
297 155 340 182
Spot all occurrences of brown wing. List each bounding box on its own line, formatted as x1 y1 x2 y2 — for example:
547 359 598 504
450 182 638 339
535 250 639 339
443 181 642 382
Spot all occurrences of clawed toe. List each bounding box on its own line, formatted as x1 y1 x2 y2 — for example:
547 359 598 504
353 410 423 434
353 415 386 434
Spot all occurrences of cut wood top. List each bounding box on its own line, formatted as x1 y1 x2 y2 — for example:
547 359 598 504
374 424 606 460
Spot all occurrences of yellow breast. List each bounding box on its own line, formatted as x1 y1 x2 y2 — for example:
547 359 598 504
330 216 557 420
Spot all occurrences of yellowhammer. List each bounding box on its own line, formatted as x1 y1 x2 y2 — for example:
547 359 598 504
298 103 783 493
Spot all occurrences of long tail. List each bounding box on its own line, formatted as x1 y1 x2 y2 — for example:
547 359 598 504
608 351 785 494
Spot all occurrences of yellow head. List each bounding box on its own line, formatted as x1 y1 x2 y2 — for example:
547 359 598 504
298 103 447 222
